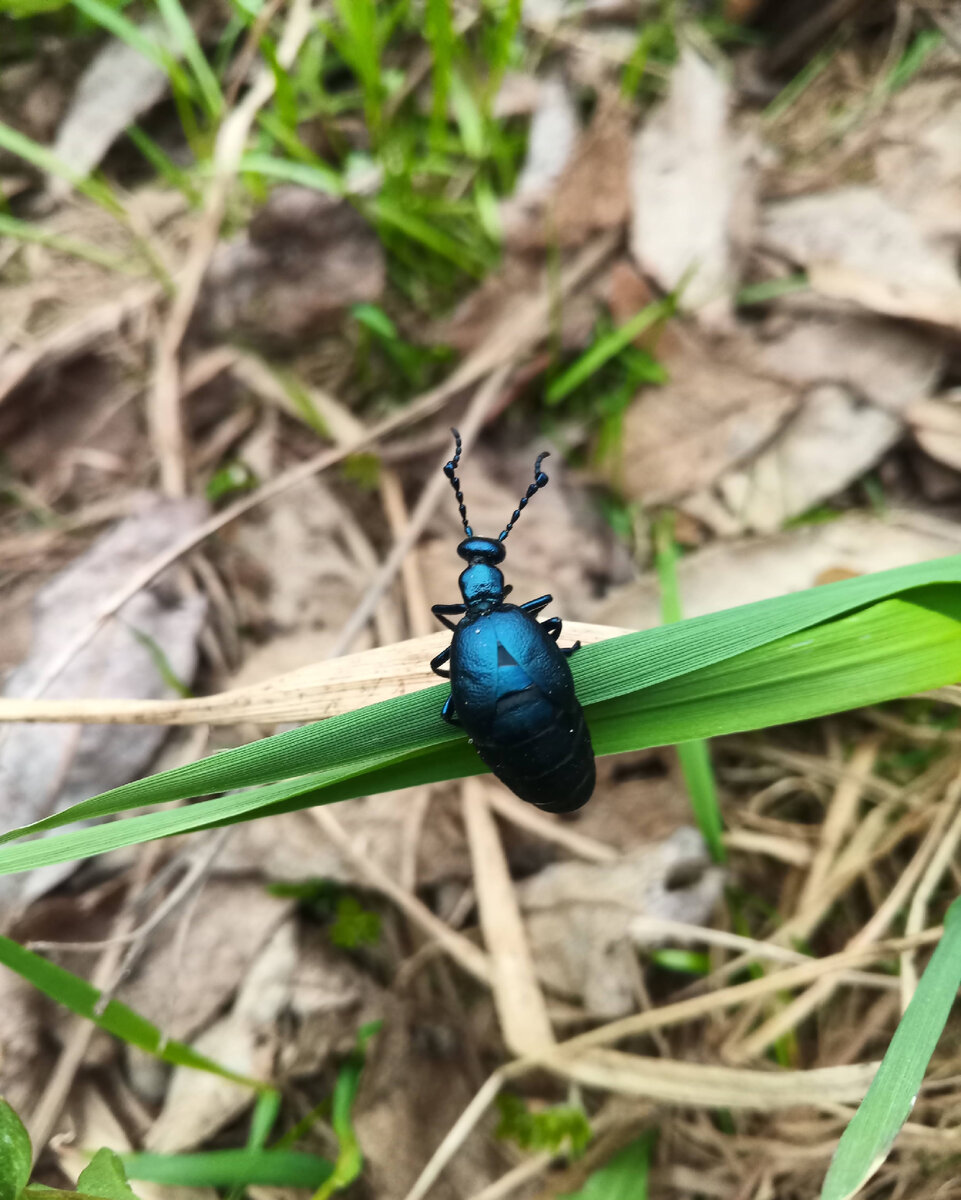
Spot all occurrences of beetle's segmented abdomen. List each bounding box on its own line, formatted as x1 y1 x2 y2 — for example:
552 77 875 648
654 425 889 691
474 698 595 813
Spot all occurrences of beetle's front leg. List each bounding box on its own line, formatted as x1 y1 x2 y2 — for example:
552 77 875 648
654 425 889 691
441 692 459 724
430 646 452 679
432 602 466 632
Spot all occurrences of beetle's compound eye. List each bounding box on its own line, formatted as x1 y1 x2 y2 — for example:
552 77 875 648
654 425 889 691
456 536 506 564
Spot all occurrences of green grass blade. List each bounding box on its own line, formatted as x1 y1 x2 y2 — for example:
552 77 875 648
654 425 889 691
77 1149 141 1200
4 558 961 878
239 152 344 193
0 935 264 1090
0 1099 31 1200
123 1150 332 1189
0 212 136 272
0 118 122 213
560 1131 655 1199
654 513 725 861
156 0 223 116
821 896 961 1200
546 299 673 405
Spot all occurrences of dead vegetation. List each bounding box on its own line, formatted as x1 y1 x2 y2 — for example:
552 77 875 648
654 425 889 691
4 1 961 1197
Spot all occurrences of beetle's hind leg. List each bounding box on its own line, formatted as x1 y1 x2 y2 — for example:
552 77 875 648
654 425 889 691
430 646 452 679
541 614 580 656
440 693 459 724
432 602 466 632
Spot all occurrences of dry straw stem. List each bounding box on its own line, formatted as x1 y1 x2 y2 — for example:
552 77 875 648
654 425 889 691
13 234 616 711
484 787 619 863
798 736 880 913
149 0 316 497
401 929 943 1200
0 622 628 726
728 768 961 1062
900 798 961 1009
463 778 555 1054
329 362 512 655
309 805 491 986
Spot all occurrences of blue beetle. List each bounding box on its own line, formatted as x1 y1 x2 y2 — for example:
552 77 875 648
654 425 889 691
429 430 595 813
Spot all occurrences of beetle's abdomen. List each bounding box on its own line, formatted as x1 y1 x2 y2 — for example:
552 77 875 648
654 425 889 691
477 699 595 813
450 609 595 813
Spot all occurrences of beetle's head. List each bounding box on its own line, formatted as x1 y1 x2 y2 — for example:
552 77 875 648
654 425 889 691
456 536 505 565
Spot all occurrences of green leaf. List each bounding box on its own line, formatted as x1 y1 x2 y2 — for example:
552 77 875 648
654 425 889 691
821 895 961 1200
0 1099 31 1200
312 1021 380 1200
496 1094 592 1157
156 0 223 116
4 560 961 877
77 1149 141 1200
560 1131 655 1200
546 300 673 405
123 1150 332 1189
654 512 724 861
0 936 263 1091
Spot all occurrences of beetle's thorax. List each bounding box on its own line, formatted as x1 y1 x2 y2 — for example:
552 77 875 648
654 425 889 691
458 562 504 613
456 535 506 614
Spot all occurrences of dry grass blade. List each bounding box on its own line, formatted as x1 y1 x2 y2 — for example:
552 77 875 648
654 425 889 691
309 806 491 985
0 623 629 725
15 234 616 711
729 769 961 1062
484 787 618 863
463 778 554 1054
546 1049 878 1110
901 800 961 1009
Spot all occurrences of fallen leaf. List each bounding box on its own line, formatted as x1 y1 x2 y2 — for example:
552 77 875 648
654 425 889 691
117 878 293 1045
908 394 961 472
199 188 385 346
354 1000 504 1200
146 920 381 1151
0 970 47 1116
47 25 172 204
519 827 723 1018
0 497 207 916
505 74 578 209
716 384 901 533
504 88 632 249
753 313 944 415
618 332 798 505
875 72 961 239
760 187 961 329
592 509 961 631
630 47 757 323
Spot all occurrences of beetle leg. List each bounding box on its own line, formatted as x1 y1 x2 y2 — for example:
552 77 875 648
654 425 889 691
541 616 562 641
441 693 459 724
430 646 452 678
431 602 466 632
520 593 552 617
562 640 582 657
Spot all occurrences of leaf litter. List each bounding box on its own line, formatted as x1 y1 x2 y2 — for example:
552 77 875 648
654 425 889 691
6 7 961 1200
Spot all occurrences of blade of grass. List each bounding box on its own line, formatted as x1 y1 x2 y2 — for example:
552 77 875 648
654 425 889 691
546 299 674 405
3 560 961 848
156 0 224 117
70 0 196 99
312 1021 379 1200
123 1150 332 1189
0 935 265 1090
3 582 961 880
0 213 137 273
820 895 961 1200
238 151 344 193
654 513 724 862
560 1131 655 1200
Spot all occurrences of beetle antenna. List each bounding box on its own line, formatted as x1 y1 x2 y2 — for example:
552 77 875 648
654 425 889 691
444 428 473 537
499 450 550 542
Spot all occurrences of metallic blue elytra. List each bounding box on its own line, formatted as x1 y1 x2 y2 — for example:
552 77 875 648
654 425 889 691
429 430 595 813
